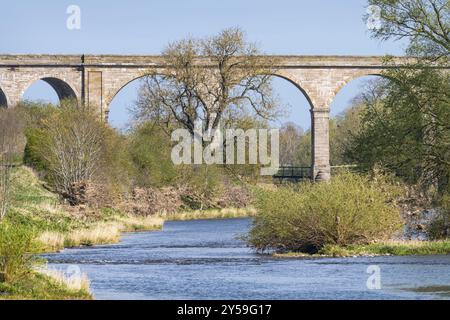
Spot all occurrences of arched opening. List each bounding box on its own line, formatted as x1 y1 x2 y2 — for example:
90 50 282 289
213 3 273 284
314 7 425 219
22 77 77 105
0 87 7 107
107 77 144 131
329 74 386 166
108 73 315 179
270 75 313 170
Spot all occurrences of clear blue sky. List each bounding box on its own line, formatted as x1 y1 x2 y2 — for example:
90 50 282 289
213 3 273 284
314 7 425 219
1 0 406 129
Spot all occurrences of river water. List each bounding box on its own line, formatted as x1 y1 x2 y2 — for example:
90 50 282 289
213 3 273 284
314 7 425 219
43 218 450 300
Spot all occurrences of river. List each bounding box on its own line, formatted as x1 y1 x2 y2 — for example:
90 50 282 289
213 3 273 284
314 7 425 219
43 218 450 300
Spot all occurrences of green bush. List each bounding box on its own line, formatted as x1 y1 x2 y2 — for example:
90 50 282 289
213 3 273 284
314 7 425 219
128 122 177 187
0 222 38 283
246 172 403 253
428 194 450 240
21 102 58 171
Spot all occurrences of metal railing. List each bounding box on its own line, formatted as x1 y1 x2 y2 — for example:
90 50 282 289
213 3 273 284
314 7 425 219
273 166 311 182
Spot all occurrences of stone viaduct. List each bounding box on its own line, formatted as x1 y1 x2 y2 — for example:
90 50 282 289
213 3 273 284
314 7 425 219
0 54 415 181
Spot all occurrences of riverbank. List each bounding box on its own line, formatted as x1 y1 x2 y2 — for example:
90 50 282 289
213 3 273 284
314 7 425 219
273 240 450 258
38 207 255 252
0 271 92 300
8 167 255 252
162 207 256 221
1 167 255 300
42 217 450 300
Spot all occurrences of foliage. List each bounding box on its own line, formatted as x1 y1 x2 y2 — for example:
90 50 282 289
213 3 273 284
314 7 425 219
22 102 59 171
24 101 128 203
358 0 450 238
348 0 450 193
178 164 224 209
94 126 134 202
0 272 91 300
329 104 364 166
346 62 450 193
0 108 25 220
128 122 177 187
246 171 403 253
428 194 450 239
278 104 364 167
0 222 38 283
366 0 449 58
320 240 450 257
279 122 305 166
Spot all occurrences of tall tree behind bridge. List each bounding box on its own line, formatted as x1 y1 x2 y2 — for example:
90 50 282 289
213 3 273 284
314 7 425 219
349 0 450 192
132 27 280 136
367 0 449 58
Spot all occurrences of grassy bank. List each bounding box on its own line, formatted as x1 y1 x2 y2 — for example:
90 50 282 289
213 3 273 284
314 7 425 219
37 215 164 252
1 166 256 299
320 240 450 257
0 167 161 299
274 240 450 258
0 271 91 300
4 166 165 252
9 167 253 251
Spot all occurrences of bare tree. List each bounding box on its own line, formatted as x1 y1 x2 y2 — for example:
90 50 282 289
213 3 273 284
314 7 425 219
279 122 304 166
31 102 107 203
0 108 25 220
133 27 280 136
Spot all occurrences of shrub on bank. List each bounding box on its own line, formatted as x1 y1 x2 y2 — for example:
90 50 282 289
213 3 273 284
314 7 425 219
246 172 403 253
428 194 450 240
0 222 38 283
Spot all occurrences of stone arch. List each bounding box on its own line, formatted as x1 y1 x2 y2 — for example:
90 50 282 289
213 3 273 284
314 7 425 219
272 69 337 181
268 71 316 110
104 70 175 122
264 70 327 180
103 68 170 107
106 75 147 109
105 74 150 123
22 77 79 104
106 69 318 113
332 69 386 101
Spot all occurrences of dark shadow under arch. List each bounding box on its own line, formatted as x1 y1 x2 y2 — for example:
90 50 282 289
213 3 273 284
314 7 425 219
40 77 77 102
0 87 8 107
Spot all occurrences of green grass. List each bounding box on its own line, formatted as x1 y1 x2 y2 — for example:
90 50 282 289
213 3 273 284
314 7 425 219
274 240 450 258
7 167 82 232
322 241 450 256
0 272 91 300
6 167 164 236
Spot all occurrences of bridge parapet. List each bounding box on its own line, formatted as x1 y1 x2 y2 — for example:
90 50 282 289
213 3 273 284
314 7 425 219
0 54 417 68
